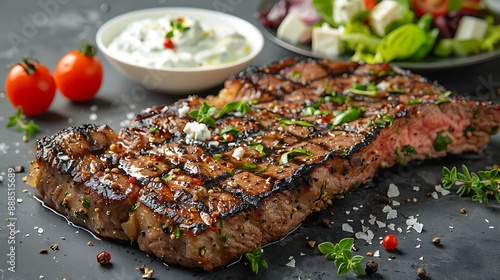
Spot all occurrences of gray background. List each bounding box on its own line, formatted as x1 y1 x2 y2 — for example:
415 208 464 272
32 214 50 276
0 1 499 279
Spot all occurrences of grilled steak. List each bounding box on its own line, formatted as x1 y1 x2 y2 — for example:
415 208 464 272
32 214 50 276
26 58 500 271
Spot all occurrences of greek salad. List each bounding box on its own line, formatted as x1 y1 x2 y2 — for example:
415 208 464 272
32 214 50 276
259 0 500 63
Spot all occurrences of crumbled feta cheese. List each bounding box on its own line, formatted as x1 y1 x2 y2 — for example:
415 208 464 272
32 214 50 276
334 0 365 25
183 122 211 141
277 12 312 44
455 16 488 40
312 23 344 58
370 0 402 37
387 183 400 198
178 105 190 118
232 147 244 160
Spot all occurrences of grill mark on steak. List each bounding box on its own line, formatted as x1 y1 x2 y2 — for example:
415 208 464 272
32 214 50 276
26 57 500 271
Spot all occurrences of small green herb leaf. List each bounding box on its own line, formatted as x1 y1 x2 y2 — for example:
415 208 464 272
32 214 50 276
245 246 268 274
279 119 314 127
279 149 313 165
217 101 252 119
346 82 377 96
129 202 140 212
332 106 363 126
80 198 90 209
318 238 365 276
189 102 217 127
219 126 240 136
433 130 451 151
7 107 41 138
248 143 266 156
441 165 500 206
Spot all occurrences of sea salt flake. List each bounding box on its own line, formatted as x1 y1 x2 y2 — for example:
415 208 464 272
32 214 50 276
300 252 305 256
431 192 439 199
286 258 296 268
413 222 424 233
435 184 451 196
90 105 98 112
392 200 400 206
37 228 44 234
16 198 23 203
362 225 369 232
417 238 422 242
419 256 424 261
413 186 420 191
388 223 395 231
485 219 489 223
386 209 398 220
449 226 454 229
387 183 400 198
89 113 98 121
489 226 494 229
373 250 380 257
376 221 386 228
415 244 421 249
413 198 418 202
406 216 417 226
353 206 359 211
382 205 392 213
345 211 351 215
342 223 354 233
397 227 403 233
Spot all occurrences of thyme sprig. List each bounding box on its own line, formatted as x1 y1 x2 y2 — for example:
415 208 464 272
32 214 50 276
441 165 500 206
318 238 365 276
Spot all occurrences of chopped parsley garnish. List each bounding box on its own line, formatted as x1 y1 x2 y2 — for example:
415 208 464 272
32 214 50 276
189 102 217 127
395 145 417 164
220 233 229 243
279 148 313 165
433 130 452 151
81 198 90 209
292 71 301 79
407 99 422 105
174 227 182 239
129 202 140 213
332 106 363 126
387 88 405 94
279 119 314 127
149 126 160 134
373 115 394 127
217 101 252 118
213 153 222 160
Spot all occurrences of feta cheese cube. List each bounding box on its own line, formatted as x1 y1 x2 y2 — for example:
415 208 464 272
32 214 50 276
183 121 211 141
277 12 312 44
333 0 365 25
370 0 402 37
454 16 488 40
312 24 344 58
232 147 244 160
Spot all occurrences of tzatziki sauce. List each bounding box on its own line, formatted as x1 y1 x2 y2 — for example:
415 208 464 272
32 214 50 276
108 15 250 68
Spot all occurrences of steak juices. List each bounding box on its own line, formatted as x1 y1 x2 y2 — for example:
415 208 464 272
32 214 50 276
26 58 500 270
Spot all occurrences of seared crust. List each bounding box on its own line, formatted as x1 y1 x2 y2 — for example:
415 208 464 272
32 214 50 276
27 58 500 270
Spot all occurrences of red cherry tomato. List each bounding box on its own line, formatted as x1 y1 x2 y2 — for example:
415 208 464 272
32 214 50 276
364 0 378 10
382 234 398 251
163 38 175 49
54 42 103 102
411 0 450 17
5 58 56 116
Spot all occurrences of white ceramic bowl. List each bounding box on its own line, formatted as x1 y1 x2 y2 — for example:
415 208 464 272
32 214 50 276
96 7 264 94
